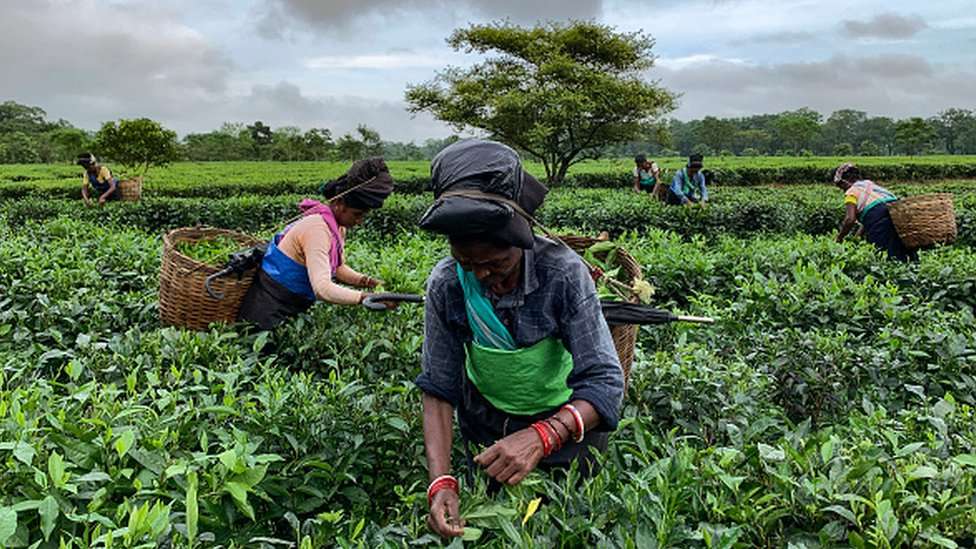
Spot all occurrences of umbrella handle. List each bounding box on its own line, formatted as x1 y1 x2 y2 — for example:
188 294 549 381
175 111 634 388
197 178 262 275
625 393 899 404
675 315 716 324
362 292 425 311
204 267 233 300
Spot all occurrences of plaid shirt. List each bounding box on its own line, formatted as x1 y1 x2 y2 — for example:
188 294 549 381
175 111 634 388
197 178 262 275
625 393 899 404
416 236 624 430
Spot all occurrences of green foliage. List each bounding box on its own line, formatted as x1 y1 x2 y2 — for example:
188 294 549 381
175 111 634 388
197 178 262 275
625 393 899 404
95 118 179 176
896 117 938 156
175 236 247 267
406 20 676 183
6 158 976 204
1 170 975 546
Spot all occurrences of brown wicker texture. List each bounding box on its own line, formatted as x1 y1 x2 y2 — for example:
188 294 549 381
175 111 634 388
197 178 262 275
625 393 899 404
159 227 261 330
888 193 957 249
559 234 643 385
118 176 143 202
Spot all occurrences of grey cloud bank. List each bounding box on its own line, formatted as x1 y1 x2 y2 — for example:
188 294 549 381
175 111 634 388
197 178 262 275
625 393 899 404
2 1 974 142
842 12 929 39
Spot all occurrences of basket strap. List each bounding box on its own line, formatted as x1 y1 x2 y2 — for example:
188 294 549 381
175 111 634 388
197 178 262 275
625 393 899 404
278 175 379 227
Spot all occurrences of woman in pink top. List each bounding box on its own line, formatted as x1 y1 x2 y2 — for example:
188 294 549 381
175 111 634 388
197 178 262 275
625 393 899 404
238 158 396 329
833 162 916 262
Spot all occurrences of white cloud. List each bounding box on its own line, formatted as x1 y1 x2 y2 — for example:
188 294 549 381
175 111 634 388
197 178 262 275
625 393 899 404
657 55 753 71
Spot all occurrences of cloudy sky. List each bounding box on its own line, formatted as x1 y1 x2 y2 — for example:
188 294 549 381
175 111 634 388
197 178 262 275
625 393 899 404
2 0 974 141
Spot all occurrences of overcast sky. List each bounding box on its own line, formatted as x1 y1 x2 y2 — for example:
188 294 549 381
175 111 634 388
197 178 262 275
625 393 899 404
2 0 974 141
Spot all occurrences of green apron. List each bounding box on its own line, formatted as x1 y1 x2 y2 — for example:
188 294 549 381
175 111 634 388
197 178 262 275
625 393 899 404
456 265 573 416
680 167 700 197
637 168 656 190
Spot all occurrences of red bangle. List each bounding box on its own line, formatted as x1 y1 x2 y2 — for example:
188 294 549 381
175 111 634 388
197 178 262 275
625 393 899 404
542 419 564 452
530 422 553 457
562 404 585 443
427 475 459 506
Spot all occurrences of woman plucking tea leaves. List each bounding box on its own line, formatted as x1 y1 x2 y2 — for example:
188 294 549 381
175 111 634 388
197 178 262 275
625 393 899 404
832 162 917 262
237 158 396 330
77 153 120 206
415 140 624 539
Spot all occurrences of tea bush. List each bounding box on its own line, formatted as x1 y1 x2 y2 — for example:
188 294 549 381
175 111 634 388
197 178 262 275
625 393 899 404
1 214 975 546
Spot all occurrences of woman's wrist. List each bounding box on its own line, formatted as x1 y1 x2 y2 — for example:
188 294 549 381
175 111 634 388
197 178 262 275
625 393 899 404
427 475 459 506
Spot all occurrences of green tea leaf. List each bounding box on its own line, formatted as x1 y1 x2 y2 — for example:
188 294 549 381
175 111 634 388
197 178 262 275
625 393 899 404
0 507 17 546
462 527 483 541
223 481 254 520
48 452 66 488
114 431 136 459
39 495 58 541
952 454 976 467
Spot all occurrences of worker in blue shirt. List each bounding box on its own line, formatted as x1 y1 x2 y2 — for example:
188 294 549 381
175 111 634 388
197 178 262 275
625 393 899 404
667 154 708 207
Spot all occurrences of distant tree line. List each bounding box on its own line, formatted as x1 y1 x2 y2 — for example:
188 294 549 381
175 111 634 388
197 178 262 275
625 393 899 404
0 100 461 165
604 108 976 158
2 99 976 165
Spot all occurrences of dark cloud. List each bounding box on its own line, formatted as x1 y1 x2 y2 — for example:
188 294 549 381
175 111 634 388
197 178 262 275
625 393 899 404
0 1 231 125
841 12 928 39
0 2 452 141
254 0 603 39
729 31 816 46
656 54 976 120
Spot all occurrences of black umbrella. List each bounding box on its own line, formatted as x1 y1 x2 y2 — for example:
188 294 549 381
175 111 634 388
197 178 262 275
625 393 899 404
600 301 715 325
361 293 715 325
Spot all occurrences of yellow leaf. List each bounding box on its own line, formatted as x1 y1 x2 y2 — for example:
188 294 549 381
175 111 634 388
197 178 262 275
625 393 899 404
521 497 542 526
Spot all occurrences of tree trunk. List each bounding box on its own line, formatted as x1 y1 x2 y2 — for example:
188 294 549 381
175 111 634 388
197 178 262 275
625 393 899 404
554 159 572 185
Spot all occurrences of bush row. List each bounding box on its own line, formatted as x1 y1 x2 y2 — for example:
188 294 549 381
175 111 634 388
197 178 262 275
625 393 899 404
4 160 976 200
1 219 975 545
4 188 974 247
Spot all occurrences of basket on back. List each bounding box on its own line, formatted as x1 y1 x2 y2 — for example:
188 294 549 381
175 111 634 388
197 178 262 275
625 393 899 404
887 193 957 249
119 176 143 202
559 234 642 385
159 227 261 330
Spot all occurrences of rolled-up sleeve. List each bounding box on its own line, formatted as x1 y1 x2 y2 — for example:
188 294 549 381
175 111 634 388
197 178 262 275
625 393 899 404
559 262 624 431
415 265 465 407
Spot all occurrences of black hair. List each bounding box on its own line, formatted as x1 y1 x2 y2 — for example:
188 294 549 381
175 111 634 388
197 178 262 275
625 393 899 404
76 152 95 166
634 154 647 165
840 165 861 183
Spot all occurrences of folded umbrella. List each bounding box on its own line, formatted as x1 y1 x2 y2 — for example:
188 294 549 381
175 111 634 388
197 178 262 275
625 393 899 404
599 301 715 325
360 292 715 325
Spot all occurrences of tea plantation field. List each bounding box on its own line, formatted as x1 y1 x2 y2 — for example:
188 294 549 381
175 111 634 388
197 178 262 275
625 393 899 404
0 162 974 547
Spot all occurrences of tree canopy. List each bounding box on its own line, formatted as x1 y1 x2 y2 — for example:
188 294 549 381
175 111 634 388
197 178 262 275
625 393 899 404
406 21 677 183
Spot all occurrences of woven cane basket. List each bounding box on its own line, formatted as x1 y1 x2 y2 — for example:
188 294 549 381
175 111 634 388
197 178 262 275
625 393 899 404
559 234 643 385
159 227 261 330
118 176 143 202
888 193 957 249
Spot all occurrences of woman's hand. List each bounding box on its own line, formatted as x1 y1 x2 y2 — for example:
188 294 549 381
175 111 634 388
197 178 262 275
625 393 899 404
98 196 107 207
474 428 544 486
358 275 382 289
427 489 464 538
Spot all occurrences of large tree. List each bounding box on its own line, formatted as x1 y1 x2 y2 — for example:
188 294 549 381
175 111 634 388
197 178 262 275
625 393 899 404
406 21 676 183
773 108 822 154
932 108 975 154
895 117 936 156
95 118 178 175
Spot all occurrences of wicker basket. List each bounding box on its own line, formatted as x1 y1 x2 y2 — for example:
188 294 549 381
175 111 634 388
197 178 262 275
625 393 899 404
559 234 643 385
159 227 262 330
118 176 143 202
888 194 957 249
